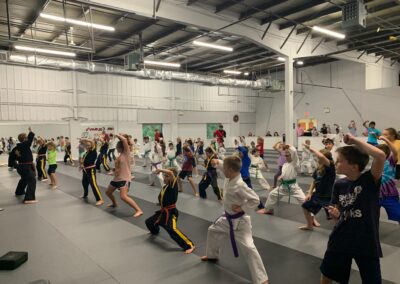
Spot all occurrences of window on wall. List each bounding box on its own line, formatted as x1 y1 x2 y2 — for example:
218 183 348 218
142 124 163 140
206 123 220 139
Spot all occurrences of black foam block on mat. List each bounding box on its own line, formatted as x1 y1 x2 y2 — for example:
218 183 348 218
0 251 28 270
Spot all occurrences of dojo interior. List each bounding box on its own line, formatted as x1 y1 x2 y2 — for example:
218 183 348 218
0 0 400 283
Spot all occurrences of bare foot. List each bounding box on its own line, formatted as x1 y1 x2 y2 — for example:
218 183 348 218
313 219 321 227
257 209 274 215
299 226 314 231
201 256 218 262
185 246 195 254
96 201 104 206
24 200 39 204
51 186 58 190
133 211 143 218
107 204 117 208
195 193 199 197
257 209 266 214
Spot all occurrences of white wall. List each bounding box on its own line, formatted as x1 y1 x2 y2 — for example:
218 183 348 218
259 60 400 135
0 64 257 141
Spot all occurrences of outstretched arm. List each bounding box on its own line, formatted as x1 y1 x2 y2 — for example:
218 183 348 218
116 134 129 154
155 168 176 180
307 145 330 166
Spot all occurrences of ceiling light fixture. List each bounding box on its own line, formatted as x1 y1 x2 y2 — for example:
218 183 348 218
312 26 345 39
144 60 181 68
296 61 304 65
244 72 249 76
40 13 115 32
223 70 241 75
277 57 286 62
193 41 233 52
15 45 76 57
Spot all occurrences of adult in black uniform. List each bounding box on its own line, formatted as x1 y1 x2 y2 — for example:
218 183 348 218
80 138 104 206
145 168 195 254
9 127 37 204
36 137 48 181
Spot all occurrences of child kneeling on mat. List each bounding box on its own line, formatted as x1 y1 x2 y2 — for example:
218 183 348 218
145 168 195 254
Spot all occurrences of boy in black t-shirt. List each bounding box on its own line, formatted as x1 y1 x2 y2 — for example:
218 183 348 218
320 133 386 284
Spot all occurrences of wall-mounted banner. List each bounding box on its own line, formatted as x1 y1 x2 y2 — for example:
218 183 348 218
81 126 114 139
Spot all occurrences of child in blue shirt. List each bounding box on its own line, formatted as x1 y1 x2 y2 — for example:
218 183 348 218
362 120 381 146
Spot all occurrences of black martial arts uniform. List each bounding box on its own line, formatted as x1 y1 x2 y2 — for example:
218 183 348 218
199 154 222 200
82 146 103 201
36 144 48 181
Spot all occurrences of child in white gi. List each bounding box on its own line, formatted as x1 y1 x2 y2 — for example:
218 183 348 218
217 142 226 160
165 142 181 171
142 136 151 168
250 149 271 190
201 156 269 284
149 142 164 188
257 146 305 215
300 139 317 176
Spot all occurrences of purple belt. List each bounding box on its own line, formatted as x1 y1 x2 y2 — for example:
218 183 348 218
224 210 245 257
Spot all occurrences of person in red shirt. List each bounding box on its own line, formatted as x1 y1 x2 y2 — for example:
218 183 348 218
213 124 226 144
256 136 270 171
154 129 161 143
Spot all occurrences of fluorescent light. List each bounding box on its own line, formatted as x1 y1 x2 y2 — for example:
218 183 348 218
40 13 115 32
296 61 304 65
144 60 181 68
277 57 286 61
193 41 233 52
15 45 76 57
223 70 241 75
244 72 249 76
312 26 345 39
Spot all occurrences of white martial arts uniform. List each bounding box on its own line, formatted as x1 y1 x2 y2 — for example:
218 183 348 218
249 155 271 190
149 145 164 187
142 141 151 167
205 164 269 284
164 149 181 171
218 147 226 160
264 147 305 210
299 148 316 175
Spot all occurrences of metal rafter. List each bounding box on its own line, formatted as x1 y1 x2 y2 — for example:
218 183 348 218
239 0 289 21
212 56 277 72
279 6 341 30
95 20 158 55
15 0 52 38
260 0 325 25
216 0 243 13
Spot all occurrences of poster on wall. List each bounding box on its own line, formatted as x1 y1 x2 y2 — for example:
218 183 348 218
81 126 114 139
206 123 220 139
142 124 163 140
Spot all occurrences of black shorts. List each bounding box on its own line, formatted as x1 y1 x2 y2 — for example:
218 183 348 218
179 171 192 180
320 251 381 284
110 180 130 190
47 164 57 174
396 164 400 180
302 195 330 215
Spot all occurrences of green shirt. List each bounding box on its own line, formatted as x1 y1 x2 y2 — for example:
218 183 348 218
47 150 57 165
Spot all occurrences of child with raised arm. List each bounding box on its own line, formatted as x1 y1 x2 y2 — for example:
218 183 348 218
198 146 222 200
145 168 195 254
249 149 271 191
148 141 164 188
299 146 335 230
177 146 198 196
376 135 400 222
105 134 143 218
46 141 58 190
300 139 317 176
79 138 104 206
201 156 269 284
320 133 386 284
257 145 305 215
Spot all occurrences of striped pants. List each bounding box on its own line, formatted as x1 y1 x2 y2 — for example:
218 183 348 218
82 168 103 201
36 157 47 180
145 209 194 251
